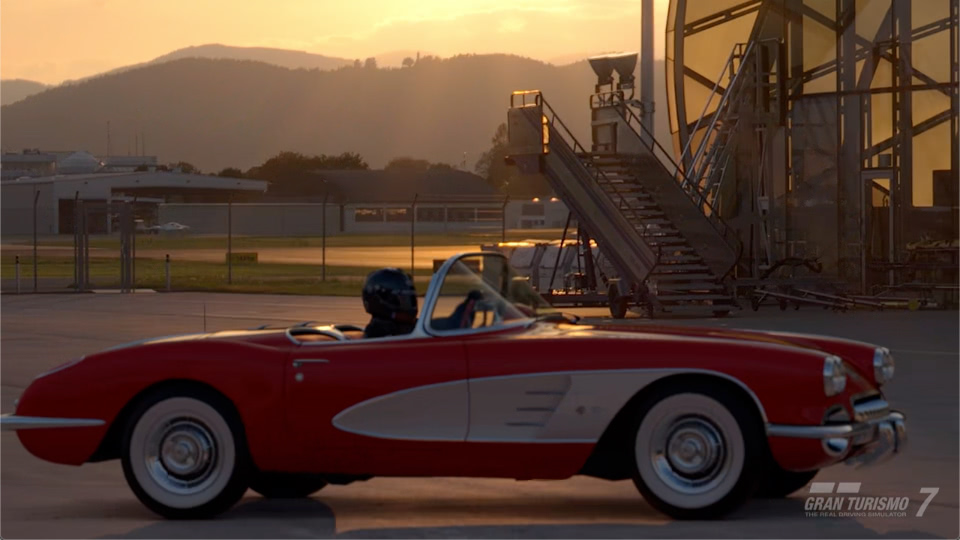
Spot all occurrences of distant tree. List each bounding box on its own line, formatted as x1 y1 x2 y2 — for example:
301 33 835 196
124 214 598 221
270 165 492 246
353 59 362 68
385 156 430 172
385 157 457 173
217 167 244 178
474 122 550 197
247 151 368 195
172 161 199 174
364 57 377 69
401 57 415 68
134 164 149 172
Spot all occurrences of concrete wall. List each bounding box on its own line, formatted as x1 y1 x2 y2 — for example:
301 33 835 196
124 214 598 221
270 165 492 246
157 201 570 235
1 182 58 236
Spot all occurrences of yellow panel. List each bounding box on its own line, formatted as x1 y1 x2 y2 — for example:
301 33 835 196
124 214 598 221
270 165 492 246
667 29 675 60
912 122 951 207
802 14 836 70
804 0 836 19
912 0 948 31
868 92 893 160
682 11 759 88
683 73 717 124
667 0 677 32
912 31 950 84
667 58 679 133
855 0 891 41
684 0 746 25
912 87 951 123
870 57 892 89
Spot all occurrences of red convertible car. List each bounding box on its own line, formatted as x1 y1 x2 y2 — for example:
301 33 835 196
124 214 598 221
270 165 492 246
2 252 904 520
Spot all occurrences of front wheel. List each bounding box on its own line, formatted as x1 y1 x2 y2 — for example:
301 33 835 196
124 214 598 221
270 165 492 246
629 382 764 519
250 472 327 498
121 388 250 519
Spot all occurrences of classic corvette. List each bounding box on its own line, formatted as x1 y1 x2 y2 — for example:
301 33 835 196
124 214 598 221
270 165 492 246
2 252 905 520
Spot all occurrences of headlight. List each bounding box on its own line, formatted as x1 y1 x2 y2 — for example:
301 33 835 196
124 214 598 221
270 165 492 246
823 355 847 396
873 347 895 384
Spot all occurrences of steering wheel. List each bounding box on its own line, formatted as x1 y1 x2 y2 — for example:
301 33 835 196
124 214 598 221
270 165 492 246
457 289 503 329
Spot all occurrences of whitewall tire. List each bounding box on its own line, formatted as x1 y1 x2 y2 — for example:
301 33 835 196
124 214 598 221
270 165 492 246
121 388 250 519
630 383 763 519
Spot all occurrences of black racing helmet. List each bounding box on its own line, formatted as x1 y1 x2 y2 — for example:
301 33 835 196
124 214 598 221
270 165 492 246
362 268 418 321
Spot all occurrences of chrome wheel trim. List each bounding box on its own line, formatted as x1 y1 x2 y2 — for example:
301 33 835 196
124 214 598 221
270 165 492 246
129 397 235 509
636 393 744 509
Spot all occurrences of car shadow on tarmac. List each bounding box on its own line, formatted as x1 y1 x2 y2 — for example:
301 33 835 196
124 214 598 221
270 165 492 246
101 496 938 539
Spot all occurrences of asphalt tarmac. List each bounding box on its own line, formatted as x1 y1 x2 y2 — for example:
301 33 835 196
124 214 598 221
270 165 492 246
1 293 957 538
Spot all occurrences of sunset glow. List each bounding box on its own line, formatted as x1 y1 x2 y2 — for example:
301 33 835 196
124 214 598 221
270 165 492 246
1 0 671 84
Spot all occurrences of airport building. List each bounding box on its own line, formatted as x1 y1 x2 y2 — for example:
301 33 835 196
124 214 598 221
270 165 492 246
0 172 267 235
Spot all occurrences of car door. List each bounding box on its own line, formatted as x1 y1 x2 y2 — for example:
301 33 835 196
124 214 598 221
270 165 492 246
283 333 469 476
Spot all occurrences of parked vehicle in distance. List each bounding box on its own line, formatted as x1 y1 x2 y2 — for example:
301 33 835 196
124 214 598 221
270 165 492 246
146 222 191 234
1 252 905 520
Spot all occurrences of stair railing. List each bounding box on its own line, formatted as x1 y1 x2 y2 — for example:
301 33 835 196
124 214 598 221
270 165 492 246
597 93 741 268
511 91 661 246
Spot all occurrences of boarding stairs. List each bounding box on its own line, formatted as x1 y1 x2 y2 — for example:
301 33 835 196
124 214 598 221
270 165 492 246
676 39 781 214
507 91 738 316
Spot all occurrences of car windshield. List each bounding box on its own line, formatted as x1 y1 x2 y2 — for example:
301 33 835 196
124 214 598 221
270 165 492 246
428 254 556 333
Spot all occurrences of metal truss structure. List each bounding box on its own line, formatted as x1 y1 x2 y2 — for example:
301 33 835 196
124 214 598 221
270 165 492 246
666 0 958 296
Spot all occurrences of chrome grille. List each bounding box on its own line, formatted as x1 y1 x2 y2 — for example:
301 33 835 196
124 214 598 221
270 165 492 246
853 396 890 423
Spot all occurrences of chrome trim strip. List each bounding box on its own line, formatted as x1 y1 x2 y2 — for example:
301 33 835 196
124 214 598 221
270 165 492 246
768 411 905 439
1 414 105 431
292 358 330 368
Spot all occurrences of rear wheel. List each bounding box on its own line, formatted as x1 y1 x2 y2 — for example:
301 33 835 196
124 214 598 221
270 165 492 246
629 382 764 519
121 387 250 519
249 472 327 498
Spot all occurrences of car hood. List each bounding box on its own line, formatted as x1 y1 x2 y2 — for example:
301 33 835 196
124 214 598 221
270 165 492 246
577 322 881 383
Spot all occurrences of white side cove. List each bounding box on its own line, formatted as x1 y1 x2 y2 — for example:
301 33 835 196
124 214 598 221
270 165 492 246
332 369 768 443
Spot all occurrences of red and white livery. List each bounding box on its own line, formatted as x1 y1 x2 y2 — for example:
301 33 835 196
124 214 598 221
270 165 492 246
2 252 905 519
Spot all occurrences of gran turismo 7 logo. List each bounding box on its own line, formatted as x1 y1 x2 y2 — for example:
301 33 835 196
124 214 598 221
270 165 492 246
804 482 939 518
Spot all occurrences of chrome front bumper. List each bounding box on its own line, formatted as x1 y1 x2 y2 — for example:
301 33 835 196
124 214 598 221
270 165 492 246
768 411 906 467
0 414 105 431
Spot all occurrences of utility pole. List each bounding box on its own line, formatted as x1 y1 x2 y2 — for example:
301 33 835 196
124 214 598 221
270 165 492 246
640 0 655 143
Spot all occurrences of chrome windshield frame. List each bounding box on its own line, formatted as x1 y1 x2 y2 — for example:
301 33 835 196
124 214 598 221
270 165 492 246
420 252 538 338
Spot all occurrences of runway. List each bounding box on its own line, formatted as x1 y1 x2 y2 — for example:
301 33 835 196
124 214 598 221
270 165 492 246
1 293 957 538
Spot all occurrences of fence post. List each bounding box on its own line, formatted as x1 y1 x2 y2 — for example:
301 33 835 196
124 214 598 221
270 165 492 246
32 189 39 292
322 191 328 282
227 196 233 285
15 255 21 294
165 254 171 292
410 194 418 276
501 195 509 243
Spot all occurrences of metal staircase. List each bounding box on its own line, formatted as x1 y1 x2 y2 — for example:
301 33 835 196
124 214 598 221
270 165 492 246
507 91 738 316
675 40 781 213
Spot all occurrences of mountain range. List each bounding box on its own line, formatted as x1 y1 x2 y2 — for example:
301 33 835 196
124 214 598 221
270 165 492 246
1 79 50 106
1 47 670 173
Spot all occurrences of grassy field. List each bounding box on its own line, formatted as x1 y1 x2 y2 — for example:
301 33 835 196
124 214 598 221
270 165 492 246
0 255 435 295
4 230 565 251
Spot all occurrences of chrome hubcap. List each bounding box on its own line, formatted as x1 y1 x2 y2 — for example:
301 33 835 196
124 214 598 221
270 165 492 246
145 418 218 494
651 416 727 494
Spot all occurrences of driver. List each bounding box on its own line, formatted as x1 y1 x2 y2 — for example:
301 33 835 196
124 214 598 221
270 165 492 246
362 268 418 338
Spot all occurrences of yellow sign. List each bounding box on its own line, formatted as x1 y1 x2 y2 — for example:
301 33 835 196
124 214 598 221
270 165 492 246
227 252 258 264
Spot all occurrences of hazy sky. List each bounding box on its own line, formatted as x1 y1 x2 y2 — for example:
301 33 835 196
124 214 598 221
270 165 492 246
1 0 670 85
